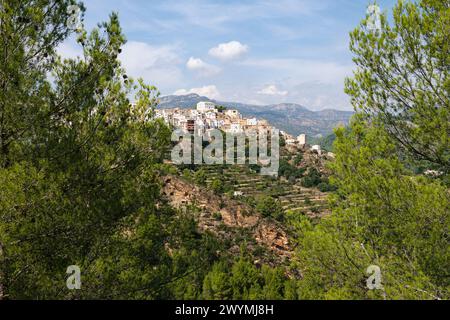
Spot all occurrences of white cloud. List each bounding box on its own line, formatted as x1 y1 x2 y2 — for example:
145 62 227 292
174 85 221 100
57 40 83 60
257 84 288 96
119 41 183 89
209 41 249 61
186 57 220 77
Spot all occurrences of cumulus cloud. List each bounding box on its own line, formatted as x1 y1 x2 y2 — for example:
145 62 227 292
174 85 221 100
119 41 183 89
209 41 249 60
257 84 288 96
186 57 220 77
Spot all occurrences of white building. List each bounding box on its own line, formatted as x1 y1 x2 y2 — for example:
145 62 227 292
424 170 443 177
206 118 220 129
311 145 322 155
297 134 306 146
205 111 216 120
195 118 206 131
286 139 297 145
246 118 258 126
229 123 242 133
197 101 216 113
190 109 200 118
225 109 240 118
173 114 187 127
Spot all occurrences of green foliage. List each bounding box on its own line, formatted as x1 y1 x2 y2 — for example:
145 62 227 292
279 159 305 180
182 168 192 181
256 196 284 221
202 261 233 299
293 0 450 300
202 256 289 300
1 0 448 301
211 178 224 194
249 164 261 174
212 212 222 221
216 105 227 113
0 1 219 300
317 133 337 152
296 121 449 299
303 196 312 206
301 168 322 188
293 153 303 166
345 0 450 172
279 135 286 147
317 181 337 192
193 168 207 185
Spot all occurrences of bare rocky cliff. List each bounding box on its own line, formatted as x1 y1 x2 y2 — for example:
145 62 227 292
161 175 292 266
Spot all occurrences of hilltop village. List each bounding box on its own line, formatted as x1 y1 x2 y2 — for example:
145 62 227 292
154 101 325 155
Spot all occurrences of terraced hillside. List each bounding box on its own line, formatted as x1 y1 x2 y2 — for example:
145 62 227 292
201 165 330 218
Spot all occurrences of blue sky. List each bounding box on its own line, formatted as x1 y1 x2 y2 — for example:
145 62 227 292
60 0 398 110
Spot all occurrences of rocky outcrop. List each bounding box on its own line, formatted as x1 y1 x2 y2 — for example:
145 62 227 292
161 175 292 264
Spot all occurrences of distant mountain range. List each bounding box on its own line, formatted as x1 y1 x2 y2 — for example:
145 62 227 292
158 93 354 137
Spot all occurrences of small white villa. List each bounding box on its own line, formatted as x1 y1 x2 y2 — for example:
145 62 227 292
311 145 322 155
197 101 216 113
246 118 258 126
297 134 306 146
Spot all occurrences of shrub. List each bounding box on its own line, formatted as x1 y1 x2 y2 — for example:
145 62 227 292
317 182 337 192
256 196 284 221
194 168 207 185
301 168 322 188
211 178 224 194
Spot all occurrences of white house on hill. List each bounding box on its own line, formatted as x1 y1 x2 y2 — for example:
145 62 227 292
297 134 306 146
225 109 240 118
246 118 257 126
229 123 242 133
197 101 216 113
311 145 322 155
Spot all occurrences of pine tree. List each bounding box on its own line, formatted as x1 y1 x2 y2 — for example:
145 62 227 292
294 0 449 300
345 0 449 172
0 0 206 299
